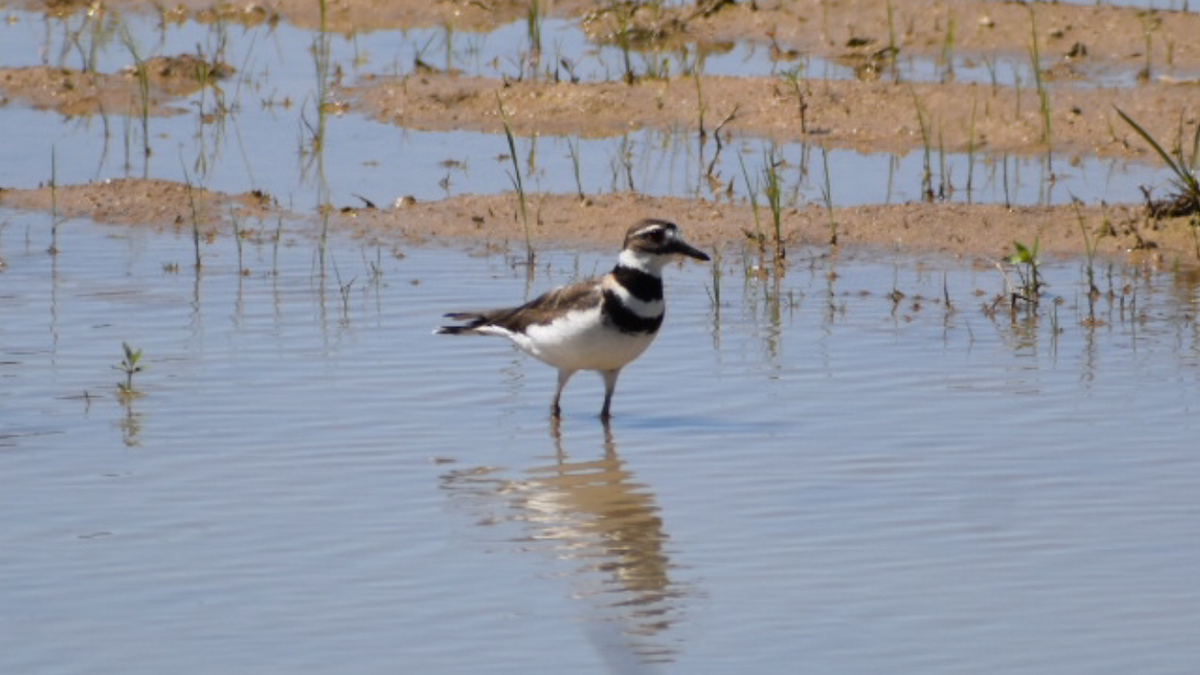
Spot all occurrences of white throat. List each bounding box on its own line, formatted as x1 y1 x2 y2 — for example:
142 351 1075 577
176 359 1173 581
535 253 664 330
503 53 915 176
617 248 666 275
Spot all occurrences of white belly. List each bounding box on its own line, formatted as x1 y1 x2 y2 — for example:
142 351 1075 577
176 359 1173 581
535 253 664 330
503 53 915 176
510 306 657 372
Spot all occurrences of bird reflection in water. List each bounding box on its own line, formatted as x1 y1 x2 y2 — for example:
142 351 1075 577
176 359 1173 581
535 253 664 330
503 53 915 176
439 420 689 665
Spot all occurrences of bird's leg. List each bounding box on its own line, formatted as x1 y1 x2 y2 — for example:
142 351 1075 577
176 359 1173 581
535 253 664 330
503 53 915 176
551 369 575 418
599 369 621 420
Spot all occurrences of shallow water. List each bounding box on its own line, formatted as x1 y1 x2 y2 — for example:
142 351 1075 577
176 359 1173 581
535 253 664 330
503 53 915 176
0 8 1186 212
2 212 1198 673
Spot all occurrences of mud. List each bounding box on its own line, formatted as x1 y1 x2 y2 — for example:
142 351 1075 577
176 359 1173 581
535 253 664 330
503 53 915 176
0 178 278 232
331 191 1200 261
0 55 232 117
345 72 1197 159
582 0 1200 73
6 179 1193 263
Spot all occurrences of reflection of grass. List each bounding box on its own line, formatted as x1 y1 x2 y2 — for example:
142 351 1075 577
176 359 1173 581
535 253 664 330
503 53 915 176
332 255 355 324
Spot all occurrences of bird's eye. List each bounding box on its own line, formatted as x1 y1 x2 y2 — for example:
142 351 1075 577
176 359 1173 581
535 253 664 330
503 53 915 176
647 229 665 243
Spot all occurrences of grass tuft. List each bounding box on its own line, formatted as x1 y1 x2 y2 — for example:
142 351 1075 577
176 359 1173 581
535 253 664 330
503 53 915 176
762 149 785 263
1114 106 1200 218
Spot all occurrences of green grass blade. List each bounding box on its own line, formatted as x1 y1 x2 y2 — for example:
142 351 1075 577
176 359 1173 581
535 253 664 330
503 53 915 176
1115 106 1196 192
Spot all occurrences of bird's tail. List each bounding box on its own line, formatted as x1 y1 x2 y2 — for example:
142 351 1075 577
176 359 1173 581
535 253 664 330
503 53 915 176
434 312 488 335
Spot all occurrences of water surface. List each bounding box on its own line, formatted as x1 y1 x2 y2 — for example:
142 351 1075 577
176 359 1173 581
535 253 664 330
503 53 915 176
0 8 1186 211
2 212 1198 673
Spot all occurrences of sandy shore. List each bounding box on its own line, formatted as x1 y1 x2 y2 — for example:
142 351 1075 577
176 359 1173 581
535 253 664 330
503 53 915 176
5 180 1195 265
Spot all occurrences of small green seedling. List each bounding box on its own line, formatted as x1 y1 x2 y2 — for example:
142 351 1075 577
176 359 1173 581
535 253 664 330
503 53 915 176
114 342 145 395
1004 238 1044 307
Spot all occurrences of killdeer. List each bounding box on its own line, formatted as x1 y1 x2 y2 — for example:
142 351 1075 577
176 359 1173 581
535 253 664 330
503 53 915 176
436 219 710 419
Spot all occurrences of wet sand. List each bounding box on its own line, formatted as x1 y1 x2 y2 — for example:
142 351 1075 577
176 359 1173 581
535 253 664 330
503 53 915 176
0 55 233 117
345 71 1198 159
4 180 1193 262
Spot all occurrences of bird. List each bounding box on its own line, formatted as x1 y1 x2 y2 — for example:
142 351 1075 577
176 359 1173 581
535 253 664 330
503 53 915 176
436 218 710 419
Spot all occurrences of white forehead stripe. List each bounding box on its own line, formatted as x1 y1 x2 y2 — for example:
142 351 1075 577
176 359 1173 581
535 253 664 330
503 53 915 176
633 223 675 238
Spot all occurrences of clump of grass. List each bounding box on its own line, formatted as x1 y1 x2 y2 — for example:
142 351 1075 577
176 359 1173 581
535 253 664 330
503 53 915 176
442 22 454 73
181 164 203 269
885 0 899 80
119 29 152 163
612 3 637 84
937 123 951 199
303 0 333 157
114 342 145 396
49 146 60 255
938 12 956 82
526 0 543 80
497 94 533 262
910 88 934 202
1071 197 1101 298
1027 7 1052 157
1138 12 1156 83
737 152 766 258
1114 106 1200 219
780 66 808 134
762 149 785 262
566 137 585 202
966 99 978 202
704 105 740 184
819 146 837 247
230 205 246 275
272 214 284 276
704 246 722 318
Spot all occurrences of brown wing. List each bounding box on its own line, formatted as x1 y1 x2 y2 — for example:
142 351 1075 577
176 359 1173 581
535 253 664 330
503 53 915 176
483 278 603 333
